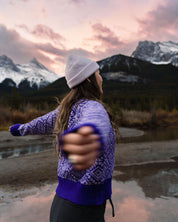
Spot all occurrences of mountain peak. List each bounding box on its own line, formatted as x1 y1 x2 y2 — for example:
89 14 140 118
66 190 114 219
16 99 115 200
132 40 178 66
0 55 19 71
29 57 48 70
0 55 59 89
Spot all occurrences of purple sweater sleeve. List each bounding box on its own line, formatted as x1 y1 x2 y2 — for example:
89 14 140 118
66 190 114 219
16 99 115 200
77 101 112 147
61 101 112 149
10 108 60 136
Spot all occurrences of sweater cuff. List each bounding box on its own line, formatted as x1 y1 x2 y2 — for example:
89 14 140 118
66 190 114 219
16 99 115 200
59 123 104 149
10 124 21 136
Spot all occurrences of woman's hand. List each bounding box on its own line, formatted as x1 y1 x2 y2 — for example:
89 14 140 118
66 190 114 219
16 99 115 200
62 126 101 170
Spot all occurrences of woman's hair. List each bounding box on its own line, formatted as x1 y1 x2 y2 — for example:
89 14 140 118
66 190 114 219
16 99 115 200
54 72 119 154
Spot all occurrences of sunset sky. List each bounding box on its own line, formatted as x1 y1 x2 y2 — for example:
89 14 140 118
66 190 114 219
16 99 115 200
0 0 178 76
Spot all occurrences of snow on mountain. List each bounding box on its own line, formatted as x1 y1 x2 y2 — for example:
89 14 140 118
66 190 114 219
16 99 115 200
0 55 60 88
131 41 178 66
98 54 141 83
102 71 139 83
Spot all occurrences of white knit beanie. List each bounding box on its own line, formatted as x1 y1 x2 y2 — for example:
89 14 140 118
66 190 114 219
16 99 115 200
65 55 99 88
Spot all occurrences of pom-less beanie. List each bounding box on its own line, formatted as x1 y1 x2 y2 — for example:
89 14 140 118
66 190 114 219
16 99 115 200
65 55 99 88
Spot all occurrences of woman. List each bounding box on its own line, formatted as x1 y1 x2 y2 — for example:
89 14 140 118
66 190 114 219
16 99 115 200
10 55 116 222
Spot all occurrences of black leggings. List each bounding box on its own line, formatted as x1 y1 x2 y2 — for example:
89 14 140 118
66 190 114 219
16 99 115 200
50 194 106 222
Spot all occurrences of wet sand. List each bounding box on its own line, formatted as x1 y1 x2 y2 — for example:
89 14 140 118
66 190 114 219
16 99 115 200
0 130 178 192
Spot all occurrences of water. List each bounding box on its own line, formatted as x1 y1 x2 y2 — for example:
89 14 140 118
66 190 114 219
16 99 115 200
120 126 178 143
0 143 52 159
0 163 177 222
1 126 178 159
0 127 178 221
105 162 178 221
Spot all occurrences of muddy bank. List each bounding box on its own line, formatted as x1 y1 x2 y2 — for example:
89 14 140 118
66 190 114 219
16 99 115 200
0 140 178 191
0 129 178 191
0 149 58 191
115 139 178 166
0 131 55 149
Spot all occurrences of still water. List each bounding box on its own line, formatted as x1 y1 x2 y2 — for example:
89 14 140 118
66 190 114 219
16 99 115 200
0 163 177 222
0 143 52 159
1 126 178 159
120 126 178 143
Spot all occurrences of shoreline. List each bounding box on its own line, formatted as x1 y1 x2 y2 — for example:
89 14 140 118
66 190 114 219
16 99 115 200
0 129 178 194
0 127 144 149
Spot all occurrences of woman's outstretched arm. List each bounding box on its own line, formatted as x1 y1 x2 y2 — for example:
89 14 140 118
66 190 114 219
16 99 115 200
9 108 59 136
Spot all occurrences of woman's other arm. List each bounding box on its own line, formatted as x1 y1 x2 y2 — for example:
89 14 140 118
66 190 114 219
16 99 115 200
9 108 59 136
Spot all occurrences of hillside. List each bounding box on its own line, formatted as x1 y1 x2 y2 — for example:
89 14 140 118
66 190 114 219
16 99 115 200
1 51 178 111
16 54 178 111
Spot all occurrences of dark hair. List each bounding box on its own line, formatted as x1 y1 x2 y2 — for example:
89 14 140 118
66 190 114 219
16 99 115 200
54 73 101 135
54 73 119 153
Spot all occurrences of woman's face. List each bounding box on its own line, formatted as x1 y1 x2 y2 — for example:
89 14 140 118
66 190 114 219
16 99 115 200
95 70 103 94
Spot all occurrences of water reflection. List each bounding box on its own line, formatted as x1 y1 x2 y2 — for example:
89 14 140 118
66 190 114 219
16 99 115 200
120 126 178 143
114 163 178 199
0 164 178 222
105 180 178 222
0 185 56 222
0 143 52 159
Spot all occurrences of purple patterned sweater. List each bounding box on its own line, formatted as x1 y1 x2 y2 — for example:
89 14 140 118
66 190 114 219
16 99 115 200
10 99 116 205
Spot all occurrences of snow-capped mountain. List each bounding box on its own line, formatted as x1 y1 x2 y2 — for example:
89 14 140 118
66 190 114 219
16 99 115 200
102 71 139 83
97 52 178 84
98 54 142 83
0 55 60 88
132 41 178 67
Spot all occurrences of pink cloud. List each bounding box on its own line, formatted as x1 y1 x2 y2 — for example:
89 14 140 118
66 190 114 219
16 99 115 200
92 23 113 34
92 23 123 47
18 24 66 46
137 0 178 41
36 43 93 61
88 23 128 59
17 24 30 32
0 24 57 72
35 42 67 57
32 24 65 45
0 24 94 73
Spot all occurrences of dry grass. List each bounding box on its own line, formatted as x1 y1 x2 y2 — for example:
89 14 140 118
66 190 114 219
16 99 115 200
0 105 178 130
121 110 151 127
120 109 178 128
0 105 48 129
155 109 178 125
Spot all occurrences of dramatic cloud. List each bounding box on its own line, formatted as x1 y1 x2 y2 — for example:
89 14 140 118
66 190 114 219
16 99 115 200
89 23 127 59
0 24 94 73
17 24 30 32
36 43 93 62
32 25 65 45
92 23 123 48
0 24 59 72
17 24 65 46
35 43 67 58
137 0 178 41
